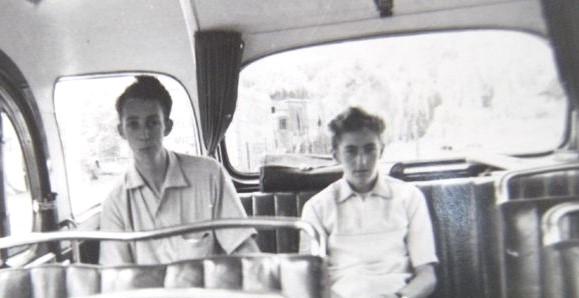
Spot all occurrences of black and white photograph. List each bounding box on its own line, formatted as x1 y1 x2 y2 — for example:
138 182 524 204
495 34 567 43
0 0 576 297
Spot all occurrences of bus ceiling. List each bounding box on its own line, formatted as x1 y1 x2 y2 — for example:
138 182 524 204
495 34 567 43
2 0 579 133
1 0 547 102
191 0 548 63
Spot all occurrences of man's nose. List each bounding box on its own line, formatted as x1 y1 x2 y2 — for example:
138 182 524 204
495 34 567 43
140 126 151 138
355 152 368 166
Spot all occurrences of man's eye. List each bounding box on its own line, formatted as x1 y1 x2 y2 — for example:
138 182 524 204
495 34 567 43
365 147 377 154
146 119 160 128
127 121 139 129
345 149 357 156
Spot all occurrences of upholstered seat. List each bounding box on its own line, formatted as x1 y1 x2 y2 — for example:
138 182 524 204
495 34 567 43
0 254 325 298
540 201 579 298
508 170 579 199
240 178 499 298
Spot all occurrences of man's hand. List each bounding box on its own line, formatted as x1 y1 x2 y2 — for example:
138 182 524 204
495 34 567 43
393 263 437 298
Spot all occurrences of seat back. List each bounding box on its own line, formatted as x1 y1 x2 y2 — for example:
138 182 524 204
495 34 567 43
241 177 498 298
543 240 579 298
495 164 579 298
418 179 497 298
498 197 579 298
498 164 579 201
0 218 327 298
0 255 325 298
239 191 317 253
509 170 579 199
541 202 579 298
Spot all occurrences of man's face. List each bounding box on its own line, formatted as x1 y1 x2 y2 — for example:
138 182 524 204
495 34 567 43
117 97 172 161
334 128 383 192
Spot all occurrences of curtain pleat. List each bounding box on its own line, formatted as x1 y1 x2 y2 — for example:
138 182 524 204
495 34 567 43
195 31 243 155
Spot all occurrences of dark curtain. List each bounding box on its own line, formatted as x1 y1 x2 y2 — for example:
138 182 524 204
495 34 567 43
542 0 579 111
195 31 243 155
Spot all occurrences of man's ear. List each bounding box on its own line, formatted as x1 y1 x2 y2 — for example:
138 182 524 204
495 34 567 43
164 118 174 136
117 123 126 139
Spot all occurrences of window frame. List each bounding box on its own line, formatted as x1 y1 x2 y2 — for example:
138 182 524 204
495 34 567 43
0 71 52 260
53 71 204 220
222 29 572 180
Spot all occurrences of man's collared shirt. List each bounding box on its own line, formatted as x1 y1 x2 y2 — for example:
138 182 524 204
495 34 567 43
100 150 255 265
300 175 438 297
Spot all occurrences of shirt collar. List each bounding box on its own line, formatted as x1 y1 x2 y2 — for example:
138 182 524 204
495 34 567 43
124 150 189 190
336 174 392 203
125 161 144 189
163 150 189 188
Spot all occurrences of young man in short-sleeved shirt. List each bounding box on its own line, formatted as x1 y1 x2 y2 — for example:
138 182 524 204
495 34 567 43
99 76 258 265
300 107 438 298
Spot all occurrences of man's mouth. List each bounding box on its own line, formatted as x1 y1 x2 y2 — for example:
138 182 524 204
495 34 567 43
137 144 154 151
353 169 369 175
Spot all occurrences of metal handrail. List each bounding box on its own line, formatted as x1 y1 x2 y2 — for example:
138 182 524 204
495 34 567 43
0 217 327 258
495 162 579 204
82 287 286 298
542 202 579 246
59 218 81 263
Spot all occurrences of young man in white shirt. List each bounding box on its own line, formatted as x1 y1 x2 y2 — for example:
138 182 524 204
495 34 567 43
100 76 258 265
300 107 438 298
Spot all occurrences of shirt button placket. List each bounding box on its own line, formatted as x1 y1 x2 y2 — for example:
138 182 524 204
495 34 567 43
357 194 364 230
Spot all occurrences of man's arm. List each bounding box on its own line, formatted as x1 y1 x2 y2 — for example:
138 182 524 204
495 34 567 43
397 186 439 298
299 200 325 255
213 164 260 254
394 263 437 298
99 191 134 265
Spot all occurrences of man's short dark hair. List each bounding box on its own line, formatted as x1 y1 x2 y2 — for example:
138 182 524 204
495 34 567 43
115 75 172 119
329 107 386 149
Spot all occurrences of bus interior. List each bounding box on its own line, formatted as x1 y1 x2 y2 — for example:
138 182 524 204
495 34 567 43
0 0 578 297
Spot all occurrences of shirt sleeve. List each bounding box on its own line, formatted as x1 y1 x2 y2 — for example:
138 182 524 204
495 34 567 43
213 165 258 254
406 186 438 268
299 199 326 255
99 187 135 265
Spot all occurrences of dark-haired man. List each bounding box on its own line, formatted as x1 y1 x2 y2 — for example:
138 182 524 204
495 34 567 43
100 76 258 265
300 107 438 298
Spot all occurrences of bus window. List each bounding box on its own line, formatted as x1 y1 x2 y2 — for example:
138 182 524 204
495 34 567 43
226 30 567 174
3 112 33 237
54 74 199 216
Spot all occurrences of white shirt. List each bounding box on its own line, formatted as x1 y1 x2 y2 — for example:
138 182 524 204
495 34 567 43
100 151 256 265
300 175 438 297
